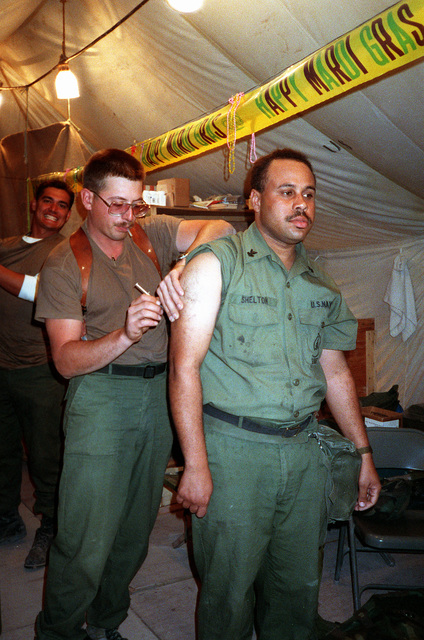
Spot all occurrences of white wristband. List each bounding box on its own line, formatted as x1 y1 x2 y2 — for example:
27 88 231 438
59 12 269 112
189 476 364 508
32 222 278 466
18 274 39 302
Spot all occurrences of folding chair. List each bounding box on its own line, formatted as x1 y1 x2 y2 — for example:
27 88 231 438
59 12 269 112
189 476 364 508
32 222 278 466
334 427 424 610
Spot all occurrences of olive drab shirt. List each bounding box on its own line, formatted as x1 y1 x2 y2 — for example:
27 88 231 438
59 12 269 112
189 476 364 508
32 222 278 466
36 216 182 366
189 223 357 425
0 233 65 369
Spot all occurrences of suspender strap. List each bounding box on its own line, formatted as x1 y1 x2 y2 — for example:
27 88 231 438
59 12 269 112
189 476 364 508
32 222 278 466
129 222 162 279
69 223 162 315
69 227 92 315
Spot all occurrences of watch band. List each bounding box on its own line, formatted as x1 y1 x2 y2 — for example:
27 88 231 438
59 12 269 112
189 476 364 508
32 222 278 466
356 445 373 455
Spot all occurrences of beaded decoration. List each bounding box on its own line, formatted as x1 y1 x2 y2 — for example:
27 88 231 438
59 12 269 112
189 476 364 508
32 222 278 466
226 92 244 175
249 132 257 164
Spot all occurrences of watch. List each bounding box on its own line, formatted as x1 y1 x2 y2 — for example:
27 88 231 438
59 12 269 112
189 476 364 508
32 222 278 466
356 445 373 455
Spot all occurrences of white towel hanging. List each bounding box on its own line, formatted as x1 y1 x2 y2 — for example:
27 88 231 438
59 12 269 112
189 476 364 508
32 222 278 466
384 252 417 341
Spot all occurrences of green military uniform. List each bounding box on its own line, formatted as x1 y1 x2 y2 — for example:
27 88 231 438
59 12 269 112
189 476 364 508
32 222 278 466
189 223 357 640
35 216 182 640
0 234 66 524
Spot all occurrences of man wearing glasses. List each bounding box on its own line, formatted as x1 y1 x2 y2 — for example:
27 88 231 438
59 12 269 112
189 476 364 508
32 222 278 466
35 148 235 640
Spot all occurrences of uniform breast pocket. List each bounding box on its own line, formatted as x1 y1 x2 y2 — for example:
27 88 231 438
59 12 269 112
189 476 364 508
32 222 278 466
224 302 282 366
298 310 328 365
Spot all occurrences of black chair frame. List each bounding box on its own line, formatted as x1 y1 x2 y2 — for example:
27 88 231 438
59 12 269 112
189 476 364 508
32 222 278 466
334 427 424 610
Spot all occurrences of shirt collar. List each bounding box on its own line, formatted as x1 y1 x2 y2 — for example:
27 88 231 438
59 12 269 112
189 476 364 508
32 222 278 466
243 223 317 278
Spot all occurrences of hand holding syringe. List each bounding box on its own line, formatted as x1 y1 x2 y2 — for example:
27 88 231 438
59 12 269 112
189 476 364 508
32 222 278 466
134 282 162 308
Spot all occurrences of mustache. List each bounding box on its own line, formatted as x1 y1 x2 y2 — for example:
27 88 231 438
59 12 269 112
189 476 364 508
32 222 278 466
114 221 133 229
288 211 312 224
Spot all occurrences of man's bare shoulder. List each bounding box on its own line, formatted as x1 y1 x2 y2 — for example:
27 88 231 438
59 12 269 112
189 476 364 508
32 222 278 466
180 252 222 308
183 250 220 280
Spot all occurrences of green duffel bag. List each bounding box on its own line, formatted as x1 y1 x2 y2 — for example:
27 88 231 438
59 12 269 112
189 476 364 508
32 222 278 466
310 422 362 523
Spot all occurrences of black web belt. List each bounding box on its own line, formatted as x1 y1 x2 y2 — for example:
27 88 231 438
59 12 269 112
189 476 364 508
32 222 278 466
96 362 167 378
203 404 312 438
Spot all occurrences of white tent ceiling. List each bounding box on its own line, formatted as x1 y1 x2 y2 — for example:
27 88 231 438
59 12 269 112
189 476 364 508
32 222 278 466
1 0 424 250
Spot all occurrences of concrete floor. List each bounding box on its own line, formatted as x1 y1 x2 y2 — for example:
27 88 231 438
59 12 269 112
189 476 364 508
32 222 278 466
1 466 423 640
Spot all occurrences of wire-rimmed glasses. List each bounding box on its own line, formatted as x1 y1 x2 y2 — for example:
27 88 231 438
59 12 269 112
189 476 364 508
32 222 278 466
91 190 149 218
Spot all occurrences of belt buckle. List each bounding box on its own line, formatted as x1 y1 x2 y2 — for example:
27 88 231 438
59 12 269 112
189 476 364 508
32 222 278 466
143 365 156 379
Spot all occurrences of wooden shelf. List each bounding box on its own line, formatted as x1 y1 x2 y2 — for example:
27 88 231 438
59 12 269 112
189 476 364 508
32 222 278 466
150 205 254 231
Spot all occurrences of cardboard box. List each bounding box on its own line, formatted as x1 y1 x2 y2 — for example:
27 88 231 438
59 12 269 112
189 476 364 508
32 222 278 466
156 178 190 207
361 406 403 428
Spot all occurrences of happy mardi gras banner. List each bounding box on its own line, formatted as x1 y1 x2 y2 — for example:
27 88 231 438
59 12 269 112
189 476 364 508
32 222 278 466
37 0 424 187
126 0 424 172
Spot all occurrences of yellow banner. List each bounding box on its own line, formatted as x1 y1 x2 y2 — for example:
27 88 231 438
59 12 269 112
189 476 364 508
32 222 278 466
31 168 84 197
36 0 424 186
128 0 424 172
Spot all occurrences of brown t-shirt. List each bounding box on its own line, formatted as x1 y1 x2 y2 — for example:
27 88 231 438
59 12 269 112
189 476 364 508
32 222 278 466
0 233 66 369
36 215 182 365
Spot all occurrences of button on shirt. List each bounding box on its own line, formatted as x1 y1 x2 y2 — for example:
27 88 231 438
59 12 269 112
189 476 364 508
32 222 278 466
189 223 357 426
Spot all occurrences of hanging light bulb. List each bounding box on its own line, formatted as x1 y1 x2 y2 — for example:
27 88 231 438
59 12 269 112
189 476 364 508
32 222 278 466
167 0 203 13
55 0 80 99
55 63 80 99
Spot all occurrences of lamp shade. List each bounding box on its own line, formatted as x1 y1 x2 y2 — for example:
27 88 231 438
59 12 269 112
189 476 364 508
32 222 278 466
167 0 203 12
55 64 80 99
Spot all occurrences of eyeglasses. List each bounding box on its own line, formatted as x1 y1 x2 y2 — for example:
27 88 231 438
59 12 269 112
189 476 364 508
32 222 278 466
91 190 149 218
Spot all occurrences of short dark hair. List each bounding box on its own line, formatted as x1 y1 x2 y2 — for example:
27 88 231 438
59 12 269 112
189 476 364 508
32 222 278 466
83 148 145 192
35 179 75 208
250 149 315 193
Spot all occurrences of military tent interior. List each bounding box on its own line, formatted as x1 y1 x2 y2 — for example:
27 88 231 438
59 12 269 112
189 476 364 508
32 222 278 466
0 0 423 410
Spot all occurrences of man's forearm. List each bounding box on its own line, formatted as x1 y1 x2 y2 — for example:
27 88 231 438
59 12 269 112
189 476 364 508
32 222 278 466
187 220 235 252
48 325 135 379
321 350 381 510
46 295 163 378
176 220 235 258
169 361 213 517
168 363 208 469
320 349 370 447
0 264 25 297
324 369 370 448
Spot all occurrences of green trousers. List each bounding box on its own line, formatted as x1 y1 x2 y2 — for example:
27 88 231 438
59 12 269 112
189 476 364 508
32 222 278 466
193 414 329 640
36 369 173 640
0 363 65 518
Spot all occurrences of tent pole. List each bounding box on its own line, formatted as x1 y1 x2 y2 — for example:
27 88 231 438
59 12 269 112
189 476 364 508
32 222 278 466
25 87 31 232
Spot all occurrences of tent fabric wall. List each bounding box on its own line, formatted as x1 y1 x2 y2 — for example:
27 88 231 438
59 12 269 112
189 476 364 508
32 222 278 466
146 118 424 249
0 122 92 238
313 237 424 408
